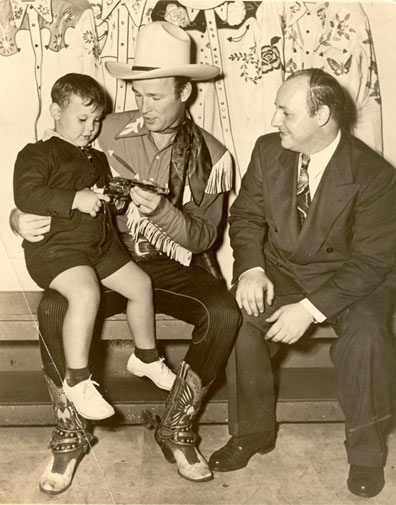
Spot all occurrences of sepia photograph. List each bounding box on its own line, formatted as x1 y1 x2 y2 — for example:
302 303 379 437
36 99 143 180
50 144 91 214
0 1 396 504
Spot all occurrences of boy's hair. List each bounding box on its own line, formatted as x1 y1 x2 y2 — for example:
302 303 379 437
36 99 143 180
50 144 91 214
51 73 106 111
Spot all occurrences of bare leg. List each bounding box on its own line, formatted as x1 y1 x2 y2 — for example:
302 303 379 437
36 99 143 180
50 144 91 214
101 261 155 349
102 261 175 391
49 266 100 369
49 266 114 420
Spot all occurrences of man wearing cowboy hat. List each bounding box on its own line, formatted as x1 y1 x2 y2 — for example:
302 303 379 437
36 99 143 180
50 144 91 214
10 21 240 490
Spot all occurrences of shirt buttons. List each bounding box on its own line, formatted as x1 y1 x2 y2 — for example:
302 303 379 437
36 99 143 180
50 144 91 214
326 247 334 253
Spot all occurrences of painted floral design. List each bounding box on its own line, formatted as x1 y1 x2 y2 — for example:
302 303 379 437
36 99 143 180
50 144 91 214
83 30 96 44
316 4 328 28
227 1 246 27
261 37 282 74
330 13 356 41
290 2 302 15
0 34 16 56
36 4 51 18
89 2 103 21
51 33 64 51
13 6 24 21
82 30 101 62
229 36 282 84
62 8 75 24
369 79 381 105
164 3 189 28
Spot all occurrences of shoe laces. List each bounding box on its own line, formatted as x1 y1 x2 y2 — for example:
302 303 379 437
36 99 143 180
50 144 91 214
158 357 174 376
81 377 104 403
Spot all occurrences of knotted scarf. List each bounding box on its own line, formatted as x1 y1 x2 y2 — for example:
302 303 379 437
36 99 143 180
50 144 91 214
168 116 212 208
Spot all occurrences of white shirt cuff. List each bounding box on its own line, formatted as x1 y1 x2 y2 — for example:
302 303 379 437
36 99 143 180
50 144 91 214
239 266 265 281
299 298 327 323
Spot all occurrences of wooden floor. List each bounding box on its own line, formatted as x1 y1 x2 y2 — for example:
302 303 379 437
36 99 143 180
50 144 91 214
2 423 396 504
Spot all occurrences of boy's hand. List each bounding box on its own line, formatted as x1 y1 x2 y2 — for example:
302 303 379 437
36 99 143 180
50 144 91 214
72 188 110 217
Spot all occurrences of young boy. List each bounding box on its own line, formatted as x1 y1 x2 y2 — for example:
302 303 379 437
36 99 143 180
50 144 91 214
13 73 175 420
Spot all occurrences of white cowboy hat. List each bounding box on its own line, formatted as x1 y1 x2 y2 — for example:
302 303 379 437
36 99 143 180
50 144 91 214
105 21 220 81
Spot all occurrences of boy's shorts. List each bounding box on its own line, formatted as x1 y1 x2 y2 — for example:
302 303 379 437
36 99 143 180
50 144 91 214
25 235 131 289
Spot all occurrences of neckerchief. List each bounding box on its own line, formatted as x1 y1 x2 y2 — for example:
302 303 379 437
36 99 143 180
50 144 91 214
168 116 212 208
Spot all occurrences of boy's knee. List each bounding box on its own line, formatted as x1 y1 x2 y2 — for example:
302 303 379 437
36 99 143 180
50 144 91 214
136 270 153 296
71 284 101 310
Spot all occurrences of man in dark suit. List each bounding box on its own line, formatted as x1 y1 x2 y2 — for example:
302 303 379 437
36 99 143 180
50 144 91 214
209 68 396 498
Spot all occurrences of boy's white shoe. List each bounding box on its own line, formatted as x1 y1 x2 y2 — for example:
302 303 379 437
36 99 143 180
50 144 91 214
63 377 115 420
127 354 176 391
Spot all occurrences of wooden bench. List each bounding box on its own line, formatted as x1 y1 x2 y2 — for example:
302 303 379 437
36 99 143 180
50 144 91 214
0 291 347 426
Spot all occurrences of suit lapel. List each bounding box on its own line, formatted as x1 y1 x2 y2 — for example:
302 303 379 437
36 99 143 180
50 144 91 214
290 131 360 264
269 148 301 251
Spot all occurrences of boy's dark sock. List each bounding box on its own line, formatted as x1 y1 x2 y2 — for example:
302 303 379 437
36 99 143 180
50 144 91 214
134 347 159 364
65 367 90 387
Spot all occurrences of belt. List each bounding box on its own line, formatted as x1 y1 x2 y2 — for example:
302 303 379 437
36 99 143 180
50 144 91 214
121 233 164 261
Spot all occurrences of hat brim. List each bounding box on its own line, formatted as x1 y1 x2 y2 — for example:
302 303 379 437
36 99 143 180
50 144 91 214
105 61 220 81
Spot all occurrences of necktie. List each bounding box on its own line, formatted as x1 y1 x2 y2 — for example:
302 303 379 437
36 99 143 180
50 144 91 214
80 146 93 163
296 153 311 227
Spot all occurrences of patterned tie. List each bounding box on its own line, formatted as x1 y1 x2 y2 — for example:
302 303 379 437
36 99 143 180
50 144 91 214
296 153 311 227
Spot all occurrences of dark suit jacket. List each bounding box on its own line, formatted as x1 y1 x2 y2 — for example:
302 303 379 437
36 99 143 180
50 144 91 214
229 131 396 319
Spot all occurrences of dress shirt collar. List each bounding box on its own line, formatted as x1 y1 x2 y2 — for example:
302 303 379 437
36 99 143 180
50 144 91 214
299 129 341 198
306 129 341 169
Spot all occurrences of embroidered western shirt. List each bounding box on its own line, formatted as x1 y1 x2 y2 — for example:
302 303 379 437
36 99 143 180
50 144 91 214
98 110 233 265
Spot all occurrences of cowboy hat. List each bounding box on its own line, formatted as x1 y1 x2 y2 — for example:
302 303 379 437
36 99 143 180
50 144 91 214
105 21 220 81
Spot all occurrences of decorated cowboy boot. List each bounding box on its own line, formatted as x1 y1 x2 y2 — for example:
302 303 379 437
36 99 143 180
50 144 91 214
155 361 213 482
39 373 94 495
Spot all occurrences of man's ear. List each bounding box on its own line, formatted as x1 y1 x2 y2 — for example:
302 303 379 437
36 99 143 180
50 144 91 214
49 102 61 121
180 81 192 104
316 105 331 127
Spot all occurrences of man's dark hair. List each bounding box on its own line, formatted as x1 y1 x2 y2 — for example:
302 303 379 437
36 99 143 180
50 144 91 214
287 68 350 127
173 76 191 98
51 73 106 111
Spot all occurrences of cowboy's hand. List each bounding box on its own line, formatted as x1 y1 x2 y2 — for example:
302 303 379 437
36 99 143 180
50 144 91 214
131 186 162 215
265 303 313 344
72 188 110 217
236 270 274 317
10 208 51 242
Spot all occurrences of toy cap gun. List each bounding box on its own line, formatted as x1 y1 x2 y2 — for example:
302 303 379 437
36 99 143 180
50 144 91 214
104 176 170 214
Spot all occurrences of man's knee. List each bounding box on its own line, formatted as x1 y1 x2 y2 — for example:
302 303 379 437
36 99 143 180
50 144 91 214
192 289 241 344
37 289 68 325
336 299 394 343
210 291 241 332
332 299 396 367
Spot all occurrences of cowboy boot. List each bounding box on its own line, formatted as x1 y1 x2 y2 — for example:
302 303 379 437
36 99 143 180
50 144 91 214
155 361 213 482
39 373 94 495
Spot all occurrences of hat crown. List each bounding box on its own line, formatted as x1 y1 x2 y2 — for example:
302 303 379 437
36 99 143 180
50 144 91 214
134 21 191 70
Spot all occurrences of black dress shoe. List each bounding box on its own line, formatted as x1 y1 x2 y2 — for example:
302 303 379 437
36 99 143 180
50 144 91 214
347 464 385 498
209 432 275 472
